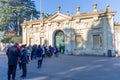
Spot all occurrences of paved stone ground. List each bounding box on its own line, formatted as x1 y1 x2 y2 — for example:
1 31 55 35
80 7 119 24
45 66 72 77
1 52 120 80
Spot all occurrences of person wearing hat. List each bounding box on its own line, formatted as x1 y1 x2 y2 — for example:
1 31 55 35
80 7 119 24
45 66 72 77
20 44 28 78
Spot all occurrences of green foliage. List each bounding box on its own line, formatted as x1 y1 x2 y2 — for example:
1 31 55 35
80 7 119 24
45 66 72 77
1 37 11 43
10 36 22 43
44 13 52 18
0 0 40 35
1 36 22 43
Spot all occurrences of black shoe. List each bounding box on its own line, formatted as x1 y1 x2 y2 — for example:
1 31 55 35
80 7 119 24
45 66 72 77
12 78 16 80
21 75 26 78
21 76 26 78
37 65 41 68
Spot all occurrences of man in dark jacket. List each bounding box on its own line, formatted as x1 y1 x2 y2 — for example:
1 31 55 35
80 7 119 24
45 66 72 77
20 44 28 78
6 43 21 80
36 45 43 68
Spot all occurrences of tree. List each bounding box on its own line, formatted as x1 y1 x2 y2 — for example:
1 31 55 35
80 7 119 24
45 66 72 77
0 0 40 36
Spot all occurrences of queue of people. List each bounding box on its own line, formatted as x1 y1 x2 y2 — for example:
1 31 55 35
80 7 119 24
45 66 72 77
6 43 59 80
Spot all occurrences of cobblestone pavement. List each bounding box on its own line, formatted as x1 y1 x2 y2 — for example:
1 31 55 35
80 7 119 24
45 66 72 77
1 52 120 80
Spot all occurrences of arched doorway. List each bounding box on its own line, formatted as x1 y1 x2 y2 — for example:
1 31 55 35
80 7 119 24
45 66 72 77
54 30 65 54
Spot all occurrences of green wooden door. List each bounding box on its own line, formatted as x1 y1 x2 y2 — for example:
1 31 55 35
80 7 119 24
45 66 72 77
54 31 65 54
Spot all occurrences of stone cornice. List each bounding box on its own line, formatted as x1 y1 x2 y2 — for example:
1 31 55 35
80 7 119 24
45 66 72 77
27 19 43 25
46 12 72 22
71 10 116 20
21 9 116 28
114 22 120 30
114 22 120 26
72 11 103 17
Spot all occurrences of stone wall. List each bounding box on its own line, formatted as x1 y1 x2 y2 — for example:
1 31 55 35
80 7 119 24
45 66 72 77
21 5 117 56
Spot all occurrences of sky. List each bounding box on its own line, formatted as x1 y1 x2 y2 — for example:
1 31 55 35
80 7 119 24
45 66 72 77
33 0 120 22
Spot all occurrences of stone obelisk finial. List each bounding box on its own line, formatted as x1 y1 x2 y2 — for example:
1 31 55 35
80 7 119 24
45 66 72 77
57 5 61 13
76 6 80 14
66 11 69 16
30 13 33 20
93 2 97 11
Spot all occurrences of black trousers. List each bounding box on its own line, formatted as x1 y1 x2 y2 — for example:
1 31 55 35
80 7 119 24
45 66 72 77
21 63 27 77
8 65 17 80
18 61 21 70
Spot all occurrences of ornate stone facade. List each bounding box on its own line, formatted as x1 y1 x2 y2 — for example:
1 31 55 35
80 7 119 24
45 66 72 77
114 22 120 56
22 4 120 56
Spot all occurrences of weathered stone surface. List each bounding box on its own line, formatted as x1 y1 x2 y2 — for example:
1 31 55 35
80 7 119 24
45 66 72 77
21 5 120 56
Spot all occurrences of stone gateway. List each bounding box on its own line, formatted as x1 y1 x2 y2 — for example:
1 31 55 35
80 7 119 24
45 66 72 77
21 4 120 57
